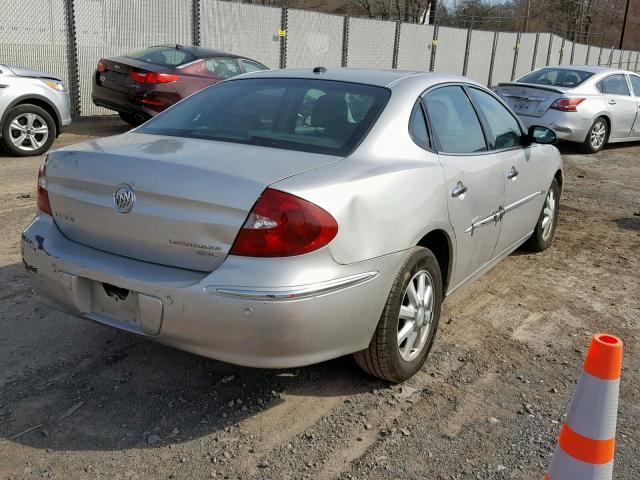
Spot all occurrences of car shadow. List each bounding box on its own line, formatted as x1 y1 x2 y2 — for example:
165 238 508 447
615 216 640 231
555 139 640 155
0 261 380 452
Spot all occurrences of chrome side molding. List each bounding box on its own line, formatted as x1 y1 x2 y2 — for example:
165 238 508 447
207 271 379 301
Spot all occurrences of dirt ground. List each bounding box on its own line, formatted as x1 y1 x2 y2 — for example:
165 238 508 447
0 119 638 480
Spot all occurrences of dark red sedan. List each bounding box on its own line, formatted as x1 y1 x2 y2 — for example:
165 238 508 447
92 45 268 125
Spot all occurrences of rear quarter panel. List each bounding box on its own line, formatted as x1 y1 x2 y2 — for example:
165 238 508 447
272 84 454 266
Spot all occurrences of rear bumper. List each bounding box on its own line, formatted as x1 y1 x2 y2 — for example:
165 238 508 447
21 214 405 368
518 110 593 143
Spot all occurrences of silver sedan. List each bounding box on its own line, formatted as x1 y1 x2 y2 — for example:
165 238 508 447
496 65 640 153
21 68 563 382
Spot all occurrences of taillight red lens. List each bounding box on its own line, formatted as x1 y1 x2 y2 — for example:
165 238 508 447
37 164 52 216
550 98 585 112
130 71 180 84
97 61 106 72
230 189 338 257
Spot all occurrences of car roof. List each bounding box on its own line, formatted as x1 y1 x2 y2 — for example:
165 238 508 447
232 67 477 88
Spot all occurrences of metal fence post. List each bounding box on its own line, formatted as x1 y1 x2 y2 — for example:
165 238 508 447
558 37 565 64
511 32 521 81
191 0 201 46
341 16 349 67
429 23 439 72
586 44 591 65
487 31 498 87
570 40 576 64
546 34 553 66
462 28 472 77
607 48 613 67
63 0 80 119
635 51 639 71
392 21 401 69
279 7 288 69
531 33 540 71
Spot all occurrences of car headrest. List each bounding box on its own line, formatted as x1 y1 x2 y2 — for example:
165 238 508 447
311 94 348 128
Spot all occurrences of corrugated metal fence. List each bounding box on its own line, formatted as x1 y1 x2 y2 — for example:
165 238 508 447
2 0 639 117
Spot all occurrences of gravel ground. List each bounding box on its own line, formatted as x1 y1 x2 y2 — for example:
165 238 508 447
0 119 638 480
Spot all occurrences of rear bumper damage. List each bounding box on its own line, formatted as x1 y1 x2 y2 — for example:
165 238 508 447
518 111 593 143
21 214 404 368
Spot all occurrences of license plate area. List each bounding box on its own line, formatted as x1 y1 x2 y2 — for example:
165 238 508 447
91 281 138 325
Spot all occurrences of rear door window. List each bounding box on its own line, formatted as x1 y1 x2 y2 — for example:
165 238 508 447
240 59 267 73
423 86 487 154
602 74 630 96
204 58 241 79
139 78 390 156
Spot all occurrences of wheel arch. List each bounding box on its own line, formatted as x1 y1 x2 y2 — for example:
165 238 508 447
0 94 61 138
416 228 453 295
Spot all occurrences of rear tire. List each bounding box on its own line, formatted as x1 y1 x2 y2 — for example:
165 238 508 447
1 104 56 157
579 117 608 154
524 178 560 252
118 111 147 126
354 247 442 383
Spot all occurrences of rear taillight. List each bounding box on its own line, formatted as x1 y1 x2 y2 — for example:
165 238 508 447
550 98 585 112
130 71 180 84
37 163 52 216
230 189 338 257
97 61 106 72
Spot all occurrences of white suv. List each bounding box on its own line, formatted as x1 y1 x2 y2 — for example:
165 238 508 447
0 64 71 156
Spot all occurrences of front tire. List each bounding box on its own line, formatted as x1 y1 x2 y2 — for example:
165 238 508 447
524 178 560 252
1 104 56 157
580 117 608 153
354 247 442 383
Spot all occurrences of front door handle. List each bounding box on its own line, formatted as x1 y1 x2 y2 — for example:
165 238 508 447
0 84 8 89
507 166 519 180
451 181 467 198
608 99 617 105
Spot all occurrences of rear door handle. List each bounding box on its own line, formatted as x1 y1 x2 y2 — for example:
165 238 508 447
451 181 467 198
608 99 617 105
507 166 519 180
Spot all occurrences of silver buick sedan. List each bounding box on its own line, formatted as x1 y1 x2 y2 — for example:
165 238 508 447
496 65 640 153
22 68 563 382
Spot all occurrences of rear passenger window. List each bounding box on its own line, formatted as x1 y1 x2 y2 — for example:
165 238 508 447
240 59 267 73
629 75 640 96
423 86 486 154
409 103 430 148
468 88 522 150
602 75 630 96
204 58 241 79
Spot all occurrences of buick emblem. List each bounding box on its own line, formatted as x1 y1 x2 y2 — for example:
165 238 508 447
113 184 135 214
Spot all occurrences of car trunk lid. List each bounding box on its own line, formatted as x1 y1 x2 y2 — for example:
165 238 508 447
96 57 175 94
45 132 340 272
496 82 569 117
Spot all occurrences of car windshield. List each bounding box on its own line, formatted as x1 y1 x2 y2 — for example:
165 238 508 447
138 78 391 156
518 68 594 88
127 46 197 67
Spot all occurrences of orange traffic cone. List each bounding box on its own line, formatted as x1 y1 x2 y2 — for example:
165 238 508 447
544 333 623 480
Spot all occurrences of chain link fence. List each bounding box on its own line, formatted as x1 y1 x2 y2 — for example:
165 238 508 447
2 0 640 118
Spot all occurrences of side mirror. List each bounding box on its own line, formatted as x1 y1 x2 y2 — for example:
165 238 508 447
528 125 558 144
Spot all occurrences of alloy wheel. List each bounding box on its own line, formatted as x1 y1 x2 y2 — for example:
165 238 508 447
9 113 49 152
397 269 434 361
590 121 606 150
541 188 556 242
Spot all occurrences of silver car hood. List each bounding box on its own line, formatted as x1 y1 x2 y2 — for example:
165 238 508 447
4 65 62 81
46 132 340 271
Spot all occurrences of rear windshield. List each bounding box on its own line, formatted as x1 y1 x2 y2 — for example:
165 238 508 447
127 46 197 66
138 78 391 156
518 68 594 88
